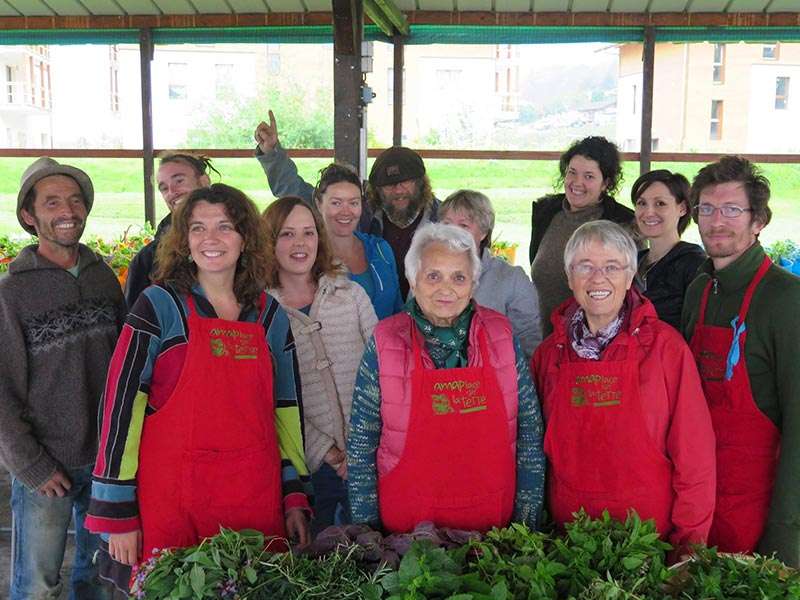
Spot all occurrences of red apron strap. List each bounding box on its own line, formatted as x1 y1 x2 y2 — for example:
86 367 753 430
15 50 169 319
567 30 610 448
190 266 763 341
698 281 713 326
737 256 772 324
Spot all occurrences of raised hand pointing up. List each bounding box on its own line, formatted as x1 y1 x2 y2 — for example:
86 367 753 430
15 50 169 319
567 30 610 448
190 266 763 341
255 109 280 154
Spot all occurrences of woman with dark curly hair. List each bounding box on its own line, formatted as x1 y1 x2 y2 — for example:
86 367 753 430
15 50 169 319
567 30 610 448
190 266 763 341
86 184 311 594
631 169 706 329
529 137 636 336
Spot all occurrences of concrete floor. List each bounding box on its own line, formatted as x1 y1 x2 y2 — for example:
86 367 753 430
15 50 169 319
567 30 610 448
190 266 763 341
0 471 75 600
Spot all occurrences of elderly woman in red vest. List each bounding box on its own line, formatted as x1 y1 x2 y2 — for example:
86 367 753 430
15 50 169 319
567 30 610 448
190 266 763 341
531 220 715 559
347 222 545 533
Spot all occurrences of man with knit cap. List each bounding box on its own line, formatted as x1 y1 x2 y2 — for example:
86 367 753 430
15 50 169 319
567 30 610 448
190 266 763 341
0 157 124 599
253 110 439 297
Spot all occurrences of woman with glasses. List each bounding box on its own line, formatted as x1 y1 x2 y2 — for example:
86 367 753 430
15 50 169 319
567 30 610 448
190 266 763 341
531 220 715 562
631 170 706 329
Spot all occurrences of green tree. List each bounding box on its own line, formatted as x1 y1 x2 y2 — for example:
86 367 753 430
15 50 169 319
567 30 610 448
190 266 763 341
186 85 333 149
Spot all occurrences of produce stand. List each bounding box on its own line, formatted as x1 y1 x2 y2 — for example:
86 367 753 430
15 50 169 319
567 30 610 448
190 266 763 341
131 512 800 599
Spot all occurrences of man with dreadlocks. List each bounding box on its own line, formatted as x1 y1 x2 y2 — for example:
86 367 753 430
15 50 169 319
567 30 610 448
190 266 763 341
124 152 219 307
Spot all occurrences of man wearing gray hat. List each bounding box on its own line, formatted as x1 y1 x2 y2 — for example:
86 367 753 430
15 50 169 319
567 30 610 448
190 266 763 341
253 111 440 297
0 157 124 599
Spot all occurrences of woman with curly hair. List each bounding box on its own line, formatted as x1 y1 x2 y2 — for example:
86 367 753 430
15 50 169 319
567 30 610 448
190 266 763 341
86 184 311 594
529 137 636 336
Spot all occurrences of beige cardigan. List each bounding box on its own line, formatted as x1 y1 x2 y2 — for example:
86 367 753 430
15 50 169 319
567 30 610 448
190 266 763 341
270 274 377 473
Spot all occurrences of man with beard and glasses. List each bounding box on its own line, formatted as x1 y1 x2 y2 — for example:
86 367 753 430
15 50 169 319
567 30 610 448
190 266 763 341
682 155 800 568
253 111 440 298
0 157 125 599
123 152 216 307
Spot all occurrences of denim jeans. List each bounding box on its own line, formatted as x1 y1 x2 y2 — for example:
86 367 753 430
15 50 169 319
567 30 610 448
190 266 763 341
311 463 352 535
10 465 110 600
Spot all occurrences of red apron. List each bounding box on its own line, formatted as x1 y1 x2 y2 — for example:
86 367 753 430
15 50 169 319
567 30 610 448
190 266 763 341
545 333 674 534
378 327 515 533
137 294 285 560
689 256 779 553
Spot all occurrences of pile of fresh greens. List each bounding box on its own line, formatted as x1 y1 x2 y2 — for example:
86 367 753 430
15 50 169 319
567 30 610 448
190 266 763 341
134 512 800 600
131 528 385 599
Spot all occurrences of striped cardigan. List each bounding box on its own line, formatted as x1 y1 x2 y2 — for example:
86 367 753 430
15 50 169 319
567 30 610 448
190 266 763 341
271 274 378 473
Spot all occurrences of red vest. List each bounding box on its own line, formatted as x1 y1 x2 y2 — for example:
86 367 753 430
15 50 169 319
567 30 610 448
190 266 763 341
373 306 518 533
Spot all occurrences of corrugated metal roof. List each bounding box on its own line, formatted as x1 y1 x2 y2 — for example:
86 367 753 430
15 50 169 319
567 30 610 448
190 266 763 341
0 0 788 16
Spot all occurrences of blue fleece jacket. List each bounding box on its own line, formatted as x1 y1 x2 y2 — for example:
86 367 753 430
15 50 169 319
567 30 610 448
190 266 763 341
354 231 403 320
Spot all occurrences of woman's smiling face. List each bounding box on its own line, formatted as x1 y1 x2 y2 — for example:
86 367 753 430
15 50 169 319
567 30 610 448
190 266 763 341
274 204 319 278
564 155 607 211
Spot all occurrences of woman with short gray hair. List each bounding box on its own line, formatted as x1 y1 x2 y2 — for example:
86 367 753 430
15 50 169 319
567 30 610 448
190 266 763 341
440 189 542 359
347 222 545 534
531 220 716 561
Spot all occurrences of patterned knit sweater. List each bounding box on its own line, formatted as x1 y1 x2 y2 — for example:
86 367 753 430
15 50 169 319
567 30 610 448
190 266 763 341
0 244 125 489
271 274 378 473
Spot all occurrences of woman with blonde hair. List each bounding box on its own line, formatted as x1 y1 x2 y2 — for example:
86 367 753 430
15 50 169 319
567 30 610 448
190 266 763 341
263 197 377 533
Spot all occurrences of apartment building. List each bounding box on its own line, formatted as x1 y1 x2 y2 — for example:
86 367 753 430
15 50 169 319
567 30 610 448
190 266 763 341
617 41 800 154
0 45 51 148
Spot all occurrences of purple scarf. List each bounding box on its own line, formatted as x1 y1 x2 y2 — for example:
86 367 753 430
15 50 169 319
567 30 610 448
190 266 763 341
568 305 626 360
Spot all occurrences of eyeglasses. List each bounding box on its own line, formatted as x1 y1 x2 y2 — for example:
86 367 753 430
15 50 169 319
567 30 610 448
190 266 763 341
569 263 629 278
695 204 754 219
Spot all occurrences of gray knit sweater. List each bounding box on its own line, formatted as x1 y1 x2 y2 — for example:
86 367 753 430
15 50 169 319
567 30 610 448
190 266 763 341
0 244 125 489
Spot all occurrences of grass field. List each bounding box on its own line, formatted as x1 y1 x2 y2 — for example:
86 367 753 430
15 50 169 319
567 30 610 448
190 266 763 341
2 157 799 268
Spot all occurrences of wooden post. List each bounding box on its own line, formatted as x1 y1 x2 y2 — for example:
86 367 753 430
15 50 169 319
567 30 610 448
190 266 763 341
332 0 363 172
640 26 655 175
392 34 404 146
139 28 156 228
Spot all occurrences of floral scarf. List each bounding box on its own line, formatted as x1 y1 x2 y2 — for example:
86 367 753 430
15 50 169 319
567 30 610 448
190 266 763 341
568 303 626 360
406 298 474 369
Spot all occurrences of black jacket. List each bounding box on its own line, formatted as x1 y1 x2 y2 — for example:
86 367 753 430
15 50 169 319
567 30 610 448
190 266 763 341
529 193 636 265
123 214 171 309
636 241 706 330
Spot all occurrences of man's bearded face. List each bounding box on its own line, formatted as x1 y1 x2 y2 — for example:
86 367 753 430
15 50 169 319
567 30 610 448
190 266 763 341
379 178 424 228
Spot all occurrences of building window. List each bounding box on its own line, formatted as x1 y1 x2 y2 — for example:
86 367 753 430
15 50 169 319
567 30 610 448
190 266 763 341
651 138 659 151
6 65 14 104
109 45 119 113
763 44 779 60
435 69 462 92
267 44 281 75
710 100 723 140
776 77 790 110
168 62 188 100
214 63 234 96
712 44 725 84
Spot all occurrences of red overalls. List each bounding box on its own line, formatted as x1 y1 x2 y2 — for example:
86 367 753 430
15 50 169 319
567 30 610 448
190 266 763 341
689 256 780 553
545 333 674 535
137 294 285 560
378 327 516 533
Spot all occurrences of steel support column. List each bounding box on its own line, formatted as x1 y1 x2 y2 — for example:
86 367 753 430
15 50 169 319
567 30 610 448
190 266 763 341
139 28 155 227
640 26 655 175
332 0 363 172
